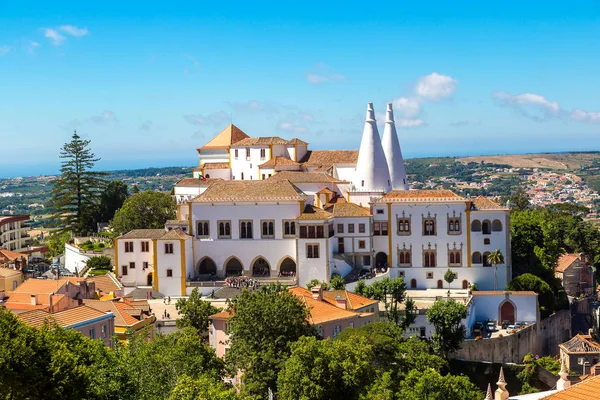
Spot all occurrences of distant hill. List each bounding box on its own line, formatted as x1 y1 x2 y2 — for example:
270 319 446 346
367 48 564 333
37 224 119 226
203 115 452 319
457 152 600 170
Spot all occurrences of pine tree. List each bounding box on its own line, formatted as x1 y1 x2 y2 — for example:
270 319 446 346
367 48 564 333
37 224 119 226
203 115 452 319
48 131 108 235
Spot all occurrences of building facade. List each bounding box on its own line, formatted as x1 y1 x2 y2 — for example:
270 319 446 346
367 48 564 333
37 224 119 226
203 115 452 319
0 215 31 253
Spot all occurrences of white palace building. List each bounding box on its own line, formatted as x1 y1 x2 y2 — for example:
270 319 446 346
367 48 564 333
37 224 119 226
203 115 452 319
114 103 511 297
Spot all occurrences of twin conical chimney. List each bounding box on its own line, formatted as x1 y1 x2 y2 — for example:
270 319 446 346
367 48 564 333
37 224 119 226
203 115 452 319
382 102 409 190
352 103 392 192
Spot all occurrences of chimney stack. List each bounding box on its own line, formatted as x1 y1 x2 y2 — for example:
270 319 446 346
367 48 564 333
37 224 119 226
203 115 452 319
334 294 347 310
382 102 409 190
49 292 54 313
311 285 323 301
30 294 37 306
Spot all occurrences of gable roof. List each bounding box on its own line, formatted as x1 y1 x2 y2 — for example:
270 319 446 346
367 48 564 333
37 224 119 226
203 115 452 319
288 287 366 325
299 150 359 170
119 229 166 240
560 334 600 354
159 228 189 240
377 189 465 203
268 171 346 184
83 299 141 327
322 290 379 310
231 136 292 146
10 278 69 294
200 162 230 170
193 180 305 202
198 124 250 151
324 202 372 217
0 267 22 278
18 305 112 328
259 156 301 168
0 249 28 261
470 196 508 210
85 274 122 294
557 253 581 273
540 374 600 399
297 204 333 220
174 177 220 187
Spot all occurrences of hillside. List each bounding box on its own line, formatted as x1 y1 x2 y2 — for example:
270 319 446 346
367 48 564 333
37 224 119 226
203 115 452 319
458 152 600 170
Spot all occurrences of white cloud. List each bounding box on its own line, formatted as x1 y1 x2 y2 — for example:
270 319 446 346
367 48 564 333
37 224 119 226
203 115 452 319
59 25 89 37
416 73 458 101
569 109 600 123
44 28 66 46
183 111 230 126
305 63 345 85
396 119 426 128
278 121 308 133
392 97 422 119
89 111 118 125
0 46 11 56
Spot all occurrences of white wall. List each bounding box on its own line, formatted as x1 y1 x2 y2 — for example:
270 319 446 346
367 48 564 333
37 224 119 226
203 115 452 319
230 146 270 181
156 239 183 296
64 243 91 274
297 237 329 287
471 293 538 323
116 238 156 286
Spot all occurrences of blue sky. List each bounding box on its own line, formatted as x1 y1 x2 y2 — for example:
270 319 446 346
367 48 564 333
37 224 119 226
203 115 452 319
1 1 600 177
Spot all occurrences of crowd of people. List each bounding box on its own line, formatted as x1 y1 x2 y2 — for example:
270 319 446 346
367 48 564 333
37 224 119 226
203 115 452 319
278 270 296 277
226 277 261 289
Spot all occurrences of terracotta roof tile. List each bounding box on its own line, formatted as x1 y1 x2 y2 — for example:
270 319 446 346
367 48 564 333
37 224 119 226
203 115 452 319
470 196 508 210
19 305 112 328
322 290 379 310
378 189 465 203
119 229 166 240
288 287 364 325
174 177 216 187
268 171 346 184
259 156 301 168
166 220 188 226
325 202 372 217
289 138 308 145
297 204 333 220
83 299 140 327
560 334 600 353
86 274 122 294
299 150 359 169
231 136 292 146
540 374 600 399
316 188 335 195
0 267 22 277
0 249 28 261
557 253 581 273
159 228 189 240
200 162 230 170
198 124 250 150
10 278 69 294
193 180 305 202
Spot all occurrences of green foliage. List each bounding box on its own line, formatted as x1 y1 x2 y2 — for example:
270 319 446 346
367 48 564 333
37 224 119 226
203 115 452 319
330 274 346 290
395 369 482 400
355 277 416 330
306 279 330 291
509 187 531 211
175 288 220 337
506 274 556 318
47 132 108 235
426 299 468 359
47 231 71 257
277 335 374 400
516 352 563 395
225 284 314 397
110 190 176 234
98 180 128 222
168 374 240 400
444 269 456 288
86 255 112 270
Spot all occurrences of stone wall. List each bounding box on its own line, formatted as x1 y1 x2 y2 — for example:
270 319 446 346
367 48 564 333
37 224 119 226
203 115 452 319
453 310 571 363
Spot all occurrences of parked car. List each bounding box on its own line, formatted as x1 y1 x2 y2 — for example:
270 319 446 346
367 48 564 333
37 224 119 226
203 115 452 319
486 322 496 332
501 320 511 329
473 322 483 336
514 322 527 329
506 324 517 332
358 270 370 279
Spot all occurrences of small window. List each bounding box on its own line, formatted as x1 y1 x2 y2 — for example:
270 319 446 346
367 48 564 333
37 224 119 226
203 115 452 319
484 238 491 245
363 255 371 266
141 241 150 252
143 261 148 270
337 224 344 234
398 271 405 277
167 269 173 277
197 221 210 237
165 243 174 254
246 148 251 159
241 172 244 180
234 149 239 159
359 223 366 233
424 250 437 267
448 218 461 234
376 209 384 214
307 244 320 259
129 261 135 269
348 224 355 233
283 220 296 237
121 265 128 275
358 240 366 249
397 218 411 235
101 324 107 338
124 241 134 253
482 220 491 235
426 272 434 279
423 218 436 236
218 221 231 239
262 174 265 180
240 220 253 239
492 219 503 232
89 328 96 340
260 148 266 159
361 180 364 187
261 220 275 238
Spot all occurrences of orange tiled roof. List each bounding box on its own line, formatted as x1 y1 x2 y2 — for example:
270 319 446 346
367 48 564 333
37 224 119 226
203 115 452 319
259 156 300 168
316 187 335 195
288 287 363 325
289 138 308 146
200 162 230 170
119 229 166 240
268 171 346 184
540 374 600 399
174 177 215 187
198 124 250 151
159 228 189 240
0 249 27 261
470 196 507 210
86 275 122 294
322 290 379 310
10 278 69 294
299 150 359 169
4 293 67 312
324 202 372 218
0 267 22 277
378 189 464 203
210 310 232 320
231 136 292 146
557 253 581 273
560 334 600 354
83 299 140 327
297 204 333 220
193 180 305 202
18 305 111 328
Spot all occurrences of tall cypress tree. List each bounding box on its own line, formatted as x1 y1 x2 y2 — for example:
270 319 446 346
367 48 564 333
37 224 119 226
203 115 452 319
48 131 108 235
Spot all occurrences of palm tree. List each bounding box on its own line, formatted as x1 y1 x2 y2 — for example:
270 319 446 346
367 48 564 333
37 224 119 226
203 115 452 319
488 249 505 290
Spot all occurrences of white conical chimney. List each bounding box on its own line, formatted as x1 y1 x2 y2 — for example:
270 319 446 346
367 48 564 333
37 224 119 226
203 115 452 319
382 102 408 190
352 103 391 192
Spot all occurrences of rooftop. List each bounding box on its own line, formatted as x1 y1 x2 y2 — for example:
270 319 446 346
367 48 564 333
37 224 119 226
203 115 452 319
297 204 333 220
556 253 582 273
0 249 28 261
200 162 230 170
18 305 112 328
85 274 122 295
470 196 509 210
193 179 305 202
560 334 600 354
197 124 250 151
377 189 465 203
268 171 346 184
259 156 301 168
231 136 293 146
299 150 359 169
539 374 600 399
10 278 70 294
324 202 372 218
0 267 22 277
119 229 167 240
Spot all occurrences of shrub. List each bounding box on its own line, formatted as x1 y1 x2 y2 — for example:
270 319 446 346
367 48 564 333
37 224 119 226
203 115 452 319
86 256 112 270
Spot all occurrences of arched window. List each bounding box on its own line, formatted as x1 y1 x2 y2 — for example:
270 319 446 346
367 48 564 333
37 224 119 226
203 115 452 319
268 222 274 236
225 222 230 236
219 222 225 236
284 221 290 235
455 252 461 264
399 252 405 264
205 174 210 179
437 280 443 289
482 220 491 235
472 252 482 264
241 222 247 238
492 219 503 232
290 222 296 235
424 253 430 267
471 220 481 232
411 279 417 289
450 252 455 264
197 221 209 237
262 222 269 236
462 280 469 289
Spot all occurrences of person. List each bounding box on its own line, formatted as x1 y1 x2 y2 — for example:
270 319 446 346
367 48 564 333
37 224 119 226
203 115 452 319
168 296 171 304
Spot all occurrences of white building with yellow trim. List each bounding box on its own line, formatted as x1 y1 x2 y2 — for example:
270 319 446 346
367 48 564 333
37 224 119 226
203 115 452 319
115 103 511 297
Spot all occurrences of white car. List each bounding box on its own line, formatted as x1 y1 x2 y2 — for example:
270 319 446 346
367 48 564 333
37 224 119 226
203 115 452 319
506 324 517 331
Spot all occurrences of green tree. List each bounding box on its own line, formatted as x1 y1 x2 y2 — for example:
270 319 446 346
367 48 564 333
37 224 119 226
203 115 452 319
330 274 346 290
48 131 108 235
175 288 220 338
509 187 530 211
506 273 556 318
277 335 374 400
132 184 140 194
487 249 504 290
426 299 468 359
86 255 112 270
47 231 71 258
396 369 481 400
110 190 176 234
306 279 330 291
444 269 456 291
168 374 240 400
98 180 128 222
225 284 313 397
357 277 416 330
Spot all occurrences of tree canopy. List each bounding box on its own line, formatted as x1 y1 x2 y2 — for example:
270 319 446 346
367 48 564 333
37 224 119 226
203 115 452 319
97 180 128 222
86 255 112 270
354 277 416 330
47 131 108 235
175 288 220 337
426 299 468 359
110 190 176 234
